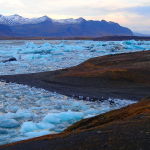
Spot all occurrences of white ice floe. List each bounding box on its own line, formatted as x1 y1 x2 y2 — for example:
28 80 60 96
0 81 135 145
0 119 20 128
0 40 149 75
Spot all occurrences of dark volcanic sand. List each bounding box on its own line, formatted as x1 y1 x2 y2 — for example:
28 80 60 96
0 50 150 101
0 36 150 41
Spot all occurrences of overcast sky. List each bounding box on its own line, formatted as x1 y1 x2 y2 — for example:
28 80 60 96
0 0 150 34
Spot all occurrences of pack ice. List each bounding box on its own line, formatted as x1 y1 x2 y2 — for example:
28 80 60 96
0 40 149 75
0 81 135 145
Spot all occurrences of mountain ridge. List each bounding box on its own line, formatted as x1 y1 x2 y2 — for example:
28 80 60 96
0 14 133 37
0 15 121 26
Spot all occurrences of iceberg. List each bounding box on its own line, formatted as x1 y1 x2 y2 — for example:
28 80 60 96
0 119 20 128
24 130 51 138
21 121 39 133
43 111 84 125
0 40 149 75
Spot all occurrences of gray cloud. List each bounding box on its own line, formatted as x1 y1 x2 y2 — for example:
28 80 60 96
119 6 150 16
0 0 149 33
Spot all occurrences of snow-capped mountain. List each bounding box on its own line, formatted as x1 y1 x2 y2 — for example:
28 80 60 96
0 14 51 26
0 14 133 37
0 15 85 26
53 17 86 24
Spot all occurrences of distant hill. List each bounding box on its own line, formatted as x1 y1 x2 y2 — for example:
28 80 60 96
0 24 13 36
0 14 133 37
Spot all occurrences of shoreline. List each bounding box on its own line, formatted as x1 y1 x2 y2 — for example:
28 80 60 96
0 50 149 149
0 97 149 150
0 36 150 41
0 50 150 101
0 73 149 101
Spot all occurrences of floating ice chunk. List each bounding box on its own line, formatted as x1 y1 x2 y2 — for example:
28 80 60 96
0 135 11 145
15 109 34 120
21 121 38 133
4 109 34 120
21 120 55 135
71 101 89 111
36 122 55 130
0 130 8 135
43 111 84 125
84 108 101 117
43 113 61 124
58 111 84 123
0 119 20 128
24 130 51 138
5 105 19 113
41 42 51 48
24 42 37 49
123 40 137 45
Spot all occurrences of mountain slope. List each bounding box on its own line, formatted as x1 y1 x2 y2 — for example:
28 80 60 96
0 15 133 37
0 24 13 36
0 14 50 26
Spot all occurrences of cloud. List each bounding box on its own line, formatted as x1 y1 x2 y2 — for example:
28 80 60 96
0 0 149 33
119 6 150 16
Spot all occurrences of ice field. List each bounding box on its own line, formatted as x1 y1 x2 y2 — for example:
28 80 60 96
0 81 135 145
0 40 149 75
0 40 149 145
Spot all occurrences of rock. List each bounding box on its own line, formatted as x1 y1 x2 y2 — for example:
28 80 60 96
2 57 17 63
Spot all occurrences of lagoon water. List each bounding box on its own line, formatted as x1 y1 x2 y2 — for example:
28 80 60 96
0 40 149 145
0 40 149 75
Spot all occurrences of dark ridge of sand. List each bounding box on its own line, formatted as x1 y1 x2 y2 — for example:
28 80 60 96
1 97 150 150
0 50 150 101
0 36 150 41
94 36 150 41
